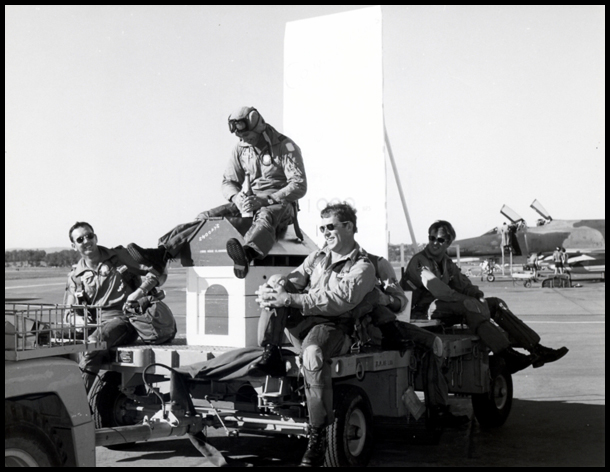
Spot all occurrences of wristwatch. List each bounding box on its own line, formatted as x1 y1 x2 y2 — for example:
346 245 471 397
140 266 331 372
267 195 277 206
387 295 395 307
283 294 292 307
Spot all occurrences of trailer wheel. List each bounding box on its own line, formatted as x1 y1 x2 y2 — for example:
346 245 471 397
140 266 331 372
487 274 495 282
472 357 513 427
324 387 373 467
88 371 144 448
5 401 66 467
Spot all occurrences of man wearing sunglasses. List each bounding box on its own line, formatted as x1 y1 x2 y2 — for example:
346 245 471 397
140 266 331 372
127 106 306 279
66 222 167 392
252 203 376 467
402 220 568 374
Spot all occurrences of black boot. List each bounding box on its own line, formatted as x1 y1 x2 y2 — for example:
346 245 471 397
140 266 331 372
127 243 168 274
247 345 286 378
531 344 569 368
300 424 327 467
500 347 532 374
226 238 252 279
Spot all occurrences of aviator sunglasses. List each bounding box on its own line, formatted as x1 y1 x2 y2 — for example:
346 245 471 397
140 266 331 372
319 222 349 233
75 233 96 244
428 235 448 244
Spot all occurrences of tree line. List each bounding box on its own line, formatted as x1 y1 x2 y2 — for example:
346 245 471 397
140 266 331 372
5 249 80 267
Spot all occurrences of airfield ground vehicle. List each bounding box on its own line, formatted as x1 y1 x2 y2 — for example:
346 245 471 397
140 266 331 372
84 218 516 467
511 271 538 288
5 303 104 467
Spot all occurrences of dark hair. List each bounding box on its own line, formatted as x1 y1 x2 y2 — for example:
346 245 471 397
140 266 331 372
320 202 358 233
69 222 94 242
428 220 456 244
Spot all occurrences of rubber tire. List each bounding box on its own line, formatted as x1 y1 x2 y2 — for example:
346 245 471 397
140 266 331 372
524 280 532 288
5 401 66 467
88 371 144 449
487 274 495 282
472 357 513 428
325 387 373 467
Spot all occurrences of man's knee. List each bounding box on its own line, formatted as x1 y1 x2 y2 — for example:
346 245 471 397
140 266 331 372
267 274 289 290
302 345 324 372
485 297 504 313
462 298 492 330
253 207 278 227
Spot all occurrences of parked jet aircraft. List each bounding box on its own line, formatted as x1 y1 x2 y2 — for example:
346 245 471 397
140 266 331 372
447 200 605 267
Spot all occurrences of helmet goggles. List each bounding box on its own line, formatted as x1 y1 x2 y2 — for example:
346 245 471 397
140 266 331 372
228 118 250 133
228 107 260 134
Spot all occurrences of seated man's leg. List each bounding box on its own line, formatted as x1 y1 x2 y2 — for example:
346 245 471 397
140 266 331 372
486 297 568 368
227 204 294 279
431 299 531 374
245 203 294 257
381 320 443 355
80 315 138 392
249 278 303 377
129 221 204 270
300 323 351 467
431 300 511 354
129 203 239 269
379 321 468 427
247 306 299 378
486 297 540 351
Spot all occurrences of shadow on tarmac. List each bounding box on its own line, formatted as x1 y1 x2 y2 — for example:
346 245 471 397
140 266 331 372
468 398 605 467
102 399 604 467
370 398 605 467
108 435 305 467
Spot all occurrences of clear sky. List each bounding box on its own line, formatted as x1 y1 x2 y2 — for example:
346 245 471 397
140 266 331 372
5 5 605 250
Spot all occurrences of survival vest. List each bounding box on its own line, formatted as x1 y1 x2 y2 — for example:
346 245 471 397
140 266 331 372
67 255 176 344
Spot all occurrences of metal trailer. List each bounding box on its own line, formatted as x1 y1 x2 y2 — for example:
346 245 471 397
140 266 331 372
92 329 513 467
511 271 538 288
85 219 515 467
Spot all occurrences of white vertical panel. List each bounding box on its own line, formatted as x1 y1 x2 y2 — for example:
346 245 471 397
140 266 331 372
284 6 387 258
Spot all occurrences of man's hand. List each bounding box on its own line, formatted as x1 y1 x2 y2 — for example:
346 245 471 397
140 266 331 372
242 195 266 213
230 192 248 213
255 282 290 309
126 289 144 304
377 290 391 306
473 290 485 303
123 289 145 313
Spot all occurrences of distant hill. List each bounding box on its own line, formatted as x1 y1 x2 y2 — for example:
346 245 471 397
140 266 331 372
5 247 71 253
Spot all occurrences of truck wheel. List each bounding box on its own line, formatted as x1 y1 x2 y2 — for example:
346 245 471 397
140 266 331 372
324 387 373 467
88 371 144 448
5 401 66 467
472 357 513 427
487 274 495 282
